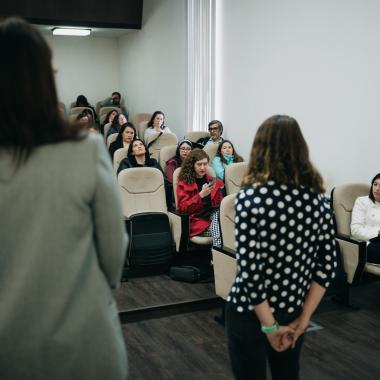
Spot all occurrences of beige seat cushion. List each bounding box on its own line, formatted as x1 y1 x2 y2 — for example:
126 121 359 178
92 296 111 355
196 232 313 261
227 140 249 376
107 133 118 148
224 162 248 195
159 145 177 172
184 131 210 142
146 133 178 161
113 147 129 173
118 167 167 217
220 194 237 251
203 143 219 162
190 236 213 245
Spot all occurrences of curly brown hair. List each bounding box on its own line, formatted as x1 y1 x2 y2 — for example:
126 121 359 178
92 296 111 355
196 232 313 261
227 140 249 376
242 115 325 193
178 149 209 184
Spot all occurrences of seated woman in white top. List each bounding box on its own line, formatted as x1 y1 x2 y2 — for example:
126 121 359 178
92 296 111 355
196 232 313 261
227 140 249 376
144 111 172 142
351 173 380 264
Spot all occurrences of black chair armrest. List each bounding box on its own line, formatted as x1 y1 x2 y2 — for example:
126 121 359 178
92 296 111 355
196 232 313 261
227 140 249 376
335 232 366 247
212 245 236 259
170 210 191 253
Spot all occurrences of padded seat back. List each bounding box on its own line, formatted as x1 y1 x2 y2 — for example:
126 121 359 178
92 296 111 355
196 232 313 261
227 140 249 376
220 194 237 251
332 183 370 236
118 167 167 217
113 147 129 173
159 145 177 172
99 106 121 124
103 123 112 140
203 143 219 162
146 133 178 161
107 133 118 148
224 162 248 195
132 113 151 129
185 131 210 142
139 121 149 140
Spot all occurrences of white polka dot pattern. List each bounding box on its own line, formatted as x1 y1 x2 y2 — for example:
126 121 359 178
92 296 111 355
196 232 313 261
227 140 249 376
227 183 338 314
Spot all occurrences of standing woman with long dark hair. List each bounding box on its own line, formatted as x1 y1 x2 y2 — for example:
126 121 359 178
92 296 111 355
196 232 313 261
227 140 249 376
226 115 337 380
0 18 128 379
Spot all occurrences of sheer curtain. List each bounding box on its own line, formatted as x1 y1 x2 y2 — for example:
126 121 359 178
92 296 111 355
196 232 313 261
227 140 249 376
186 0 216 132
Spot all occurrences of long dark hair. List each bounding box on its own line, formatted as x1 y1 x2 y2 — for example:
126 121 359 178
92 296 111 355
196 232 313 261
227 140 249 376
115 122 137 144
216 139 243 165
126 138 151 166
369 173 380 203
147 111 165 129
242 115 325 193
178 149 209 184
0 18 80 163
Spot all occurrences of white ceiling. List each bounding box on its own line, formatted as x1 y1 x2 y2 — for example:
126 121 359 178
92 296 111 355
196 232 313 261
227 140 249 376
34 24 135 38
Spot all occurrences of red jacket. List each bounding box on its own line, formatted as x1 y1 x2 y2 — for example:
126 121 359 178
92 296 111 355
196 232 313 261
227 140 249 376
177 175 224 237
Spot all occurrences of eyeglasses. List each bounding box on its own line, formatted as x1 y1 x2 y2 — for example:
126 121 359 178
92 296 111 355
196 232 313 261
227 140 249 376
208 127 219 131
180 147 191 151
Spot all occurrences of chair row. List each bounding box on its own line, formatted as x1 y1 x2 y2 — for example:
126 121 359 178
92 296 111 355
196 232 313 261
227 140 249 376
118 162 249 270
212 182 378 305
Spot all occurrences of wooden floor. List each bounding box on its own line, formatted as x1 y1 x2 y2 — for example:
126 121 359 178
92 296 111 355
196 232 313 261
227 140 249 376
119 279 380 380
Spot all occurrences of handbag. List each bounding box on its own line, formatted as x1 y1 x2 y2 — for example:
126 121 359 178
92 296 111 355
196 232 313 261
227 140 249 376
169 265 201 283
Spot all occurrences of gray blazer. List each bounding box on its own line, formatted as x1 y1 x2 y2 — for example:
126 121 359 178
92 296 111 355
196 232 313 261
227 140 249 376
0 134 128 380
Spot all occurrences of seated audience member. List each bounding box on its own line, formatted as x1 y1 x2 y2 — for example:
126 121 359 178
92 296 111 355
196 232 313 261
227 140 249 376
211 140 244 181
351 173 380 263
176 149 224 247
165 140 193 184
100 91 128 116
75 94 99 126
101 109 119 135
164 139 193 209
109 122 137 160
107 113 128 137
196 120 224 147
144 111 172 142
117 138 162 174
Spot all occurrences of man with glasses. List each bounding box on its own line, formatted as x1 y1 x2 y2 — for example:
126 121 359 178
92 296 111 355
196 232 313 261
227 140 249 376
196 120 224 147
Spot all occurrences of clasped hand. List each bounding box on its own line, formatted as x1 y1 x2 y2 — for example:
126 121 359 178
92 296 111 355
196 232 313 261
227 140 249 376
266 317 308 352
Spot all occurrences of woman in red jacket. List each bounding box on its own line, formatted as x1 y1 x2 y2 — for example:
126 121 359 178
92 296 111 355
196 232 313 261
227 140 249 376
177 149 224 247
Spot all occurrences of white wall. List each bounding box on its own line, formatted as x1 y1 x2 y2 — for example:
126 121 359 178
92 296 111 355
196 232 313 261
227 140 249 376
217 0 380 190
119 0 187 138
45 35 121 111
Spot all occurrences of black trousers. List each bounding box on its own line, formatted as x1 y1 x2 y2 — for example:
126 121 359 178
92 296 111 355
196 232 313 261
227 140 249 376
225 303 304 380
367 241 380 264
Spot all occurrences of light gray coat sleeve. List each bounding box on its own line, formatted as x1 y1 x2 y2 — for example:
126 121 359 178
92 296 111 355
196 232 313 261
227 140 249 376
92 136 128 288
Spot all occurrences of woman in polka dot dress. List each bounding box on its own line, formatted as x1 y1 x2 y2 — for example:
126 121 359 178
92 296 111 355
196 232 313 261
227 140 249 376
225 115 338 380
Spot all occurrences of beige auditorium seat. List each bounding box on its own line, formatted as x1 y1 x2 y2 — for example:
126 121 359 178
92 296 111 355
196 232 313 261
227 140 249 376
224 162 248 195
118 167 182 253
172 166 216 249
159 145 177 173
331 183 380 284
185 131 210 143
132 113 151 129
113 147 129 173
145 133 178 161
95 101 102 116
139 121 149 140
99 106 121 125
70 106 94 119
203 143 219 162
103 123 112 139
107 133 118 148
58 102 66 116
212 194 237 299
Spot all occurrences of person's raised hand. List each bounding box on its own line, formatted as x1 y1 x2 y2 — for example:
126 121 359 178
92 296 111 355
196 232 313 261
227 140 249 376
200 182 212 198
